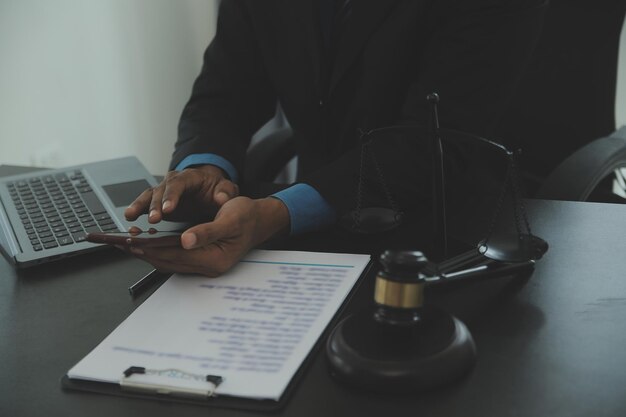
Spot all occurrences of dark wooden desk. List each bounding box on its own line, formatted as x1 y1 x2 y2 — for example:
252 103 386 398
1 165 626 416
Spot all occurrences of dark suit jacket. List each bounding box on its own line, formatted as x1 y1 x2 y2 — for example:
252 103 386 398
172 0 546 224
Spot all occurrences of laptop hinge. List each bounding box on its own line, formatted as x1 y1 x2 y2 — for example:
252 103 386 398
0 194 21 258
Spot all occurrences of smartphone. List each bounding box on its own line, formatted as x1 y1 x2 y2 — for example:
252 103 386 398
86 230 182 248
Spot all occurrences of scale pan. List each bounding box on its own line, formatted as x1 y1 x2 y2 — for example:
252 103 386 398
478 233 548 263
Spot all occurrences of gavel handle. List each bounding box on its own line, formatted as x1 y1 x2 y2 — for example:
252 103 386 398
425 259 535 288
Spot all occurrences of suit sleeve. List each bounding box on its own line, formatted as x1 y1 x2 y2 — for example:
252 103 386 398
170 0 277 173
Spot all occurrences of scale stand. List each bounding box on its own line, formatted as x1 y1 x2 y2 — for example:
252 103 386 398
327 94 548 392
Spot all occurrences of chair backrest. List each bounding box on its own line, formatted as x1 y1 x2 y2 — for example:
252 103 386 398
535 125 626 200
494 0 626 194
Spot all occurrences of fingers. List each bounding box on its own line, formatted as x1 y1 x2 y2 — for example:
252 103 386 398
147 169 194 223
122 196 258 278
147 182 166 223
160 171 196 215
125 168 237 223
124 181 167 223
127 226 143 236
124 187 154 221
180 206 241 249
213 180 239 207
181 221 228 250
180 232 198 249
125 171 201 223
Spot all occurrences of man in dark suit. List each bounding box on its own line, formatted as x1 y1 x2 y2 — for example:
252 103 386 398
124 0 547 276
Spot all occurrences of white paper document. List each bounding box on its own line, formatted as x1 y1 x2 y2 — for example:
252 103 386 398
67 250 370 401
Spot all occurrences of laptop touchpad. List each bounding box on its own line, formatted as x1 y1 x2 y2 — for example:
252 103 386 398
102 180 151 207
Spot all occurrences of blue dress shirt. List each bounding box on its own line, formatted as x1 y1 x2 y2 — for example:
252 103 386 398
175 154 336 235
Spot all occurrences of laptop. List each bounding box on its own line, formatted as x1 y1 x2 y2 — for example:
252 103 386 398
0 156 176 268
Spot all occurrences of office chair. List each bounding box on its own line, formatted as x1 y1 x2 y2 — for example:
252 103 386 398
535 126 626 201
244 126 295 184
494 0 626 201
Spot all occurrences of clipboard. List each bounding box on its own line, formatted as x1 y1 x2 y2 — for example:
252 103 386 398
61 253 373 412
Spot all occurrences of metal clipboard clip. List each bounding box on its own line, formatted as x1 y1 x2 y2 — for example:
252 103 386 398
120 366 224 399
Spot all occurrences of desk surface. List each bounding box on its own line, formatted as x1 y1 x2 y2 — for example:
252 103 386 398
1 165 626 416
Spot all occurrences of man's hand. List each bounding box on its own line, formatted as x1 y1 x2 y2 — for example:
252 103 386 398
125 196 290 277
124 165 238 224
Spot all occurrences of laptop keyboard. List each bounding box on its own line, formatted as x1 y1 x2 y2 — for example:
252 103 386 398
6 170 120 251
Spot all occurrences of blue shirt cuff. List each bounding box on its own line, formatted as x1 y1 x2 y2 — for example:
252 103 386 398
174 154 238 183
272 184 336 235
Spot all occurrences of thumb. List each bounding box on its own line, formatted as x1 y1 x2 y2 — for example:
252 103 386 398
213 180 239 207
181 219 230 250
